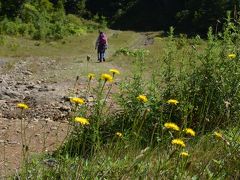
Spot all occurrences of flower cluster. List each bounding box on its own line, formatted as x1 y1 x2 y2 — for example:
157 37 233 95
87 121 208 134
70 97 85 105
164 122 180 131
164 116 195 157
109 69 120 76
88 68 120 83
137 95 148 103
228 53 236 59
171 139 186 147
88 73 95 81
17 103 29 109
74 117 90 126
101 73 113 82
180 151 189 157
214 131 223 139
183 128 196 137
167 99 179 105
115 132 123 138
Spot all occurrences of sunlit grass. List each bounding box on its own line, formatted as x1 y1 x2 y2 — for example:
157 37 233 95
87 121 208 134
1 21 240 179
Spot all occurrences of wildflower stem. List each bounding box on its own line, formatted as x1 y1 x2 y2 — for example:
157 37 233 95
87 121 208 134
150 123 158 146
100 80 106 95
99 83 113 116
137 109 149 135
86 80 91 97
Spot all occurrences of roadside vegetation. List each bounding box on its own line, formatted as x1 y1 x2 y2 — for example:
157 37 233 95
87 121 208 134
0 0 104 40
8 14 240 179
0 1 239 179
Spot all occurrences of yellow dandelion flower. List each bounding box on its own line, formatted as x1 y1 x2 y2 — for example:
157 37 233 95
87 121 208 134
164 122 180 131
180 151 189 157
17 103 29 109
70 97 85 105
88 73 95 80
101 73 113 82
184 128 196 137
137 95 148 103
74 117 90 125
167 99 179 105
109 69 120 75
228 54 236 59
116 132 123 138
171 139 186 147
214 131 223 139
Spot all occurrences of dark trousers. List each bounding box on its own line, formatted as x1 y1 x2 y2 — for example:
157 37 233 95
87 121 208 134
98 45 106 62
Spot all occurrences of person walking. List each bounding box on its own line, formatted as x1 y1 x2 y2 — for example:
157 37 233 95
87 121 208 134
95 31 108 62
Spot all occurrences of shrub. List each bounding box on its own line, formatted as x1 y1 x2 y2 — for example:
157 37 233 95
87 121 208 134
0 1 100 40
0 18 19 35
160 18 240 133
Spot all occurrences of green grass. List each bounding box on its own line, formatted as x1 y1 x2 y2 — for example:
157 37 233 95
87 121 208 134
0 30 202 82
1 24 240 179
0 30 141 58
15 127 240 179
0 30 143 82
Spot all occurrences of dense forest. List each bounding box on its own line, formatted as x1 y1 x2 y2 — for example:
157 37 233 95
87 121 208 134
0 0 239 36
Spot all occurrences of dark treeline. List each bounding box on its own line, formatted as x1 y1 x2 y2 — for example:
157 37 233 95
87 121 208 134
0 0 239 34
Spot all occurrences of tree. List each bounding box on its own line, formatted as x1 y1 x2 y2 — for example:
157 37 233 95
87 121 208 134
175 0 229 33
0 0 25 18
64 0 90 17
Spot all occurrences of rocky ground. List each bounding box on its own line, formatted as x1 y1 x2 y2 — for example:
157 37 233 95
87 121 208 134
0 57 73 177
0 56 121 177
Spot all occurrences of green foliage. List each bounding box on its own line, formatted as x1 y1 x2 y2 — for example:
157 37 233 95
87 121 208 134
4 11 240 180
0 35 5 45
0 0 100 40
176 0 230 32
16 125 240 179
110 0 239 33
51 18 240 160
0 0 24 18
159 17 240 133
183 31 239 131
115 47 149 58
0 18 19 35
1 0 239 34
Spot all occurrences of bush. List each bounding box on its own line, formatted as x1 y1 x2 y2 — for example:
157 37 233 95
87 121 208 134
160 20 240 133
0 2 100 40
0 18 19 35
66 14 83 26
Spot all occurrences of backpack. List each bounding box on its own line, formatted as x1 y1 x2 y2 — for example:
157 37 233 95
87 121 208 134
99 33 107 45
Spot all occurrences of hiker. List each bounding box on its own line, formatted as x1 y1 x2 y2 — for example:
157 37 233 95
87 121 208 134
95 31 108 62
